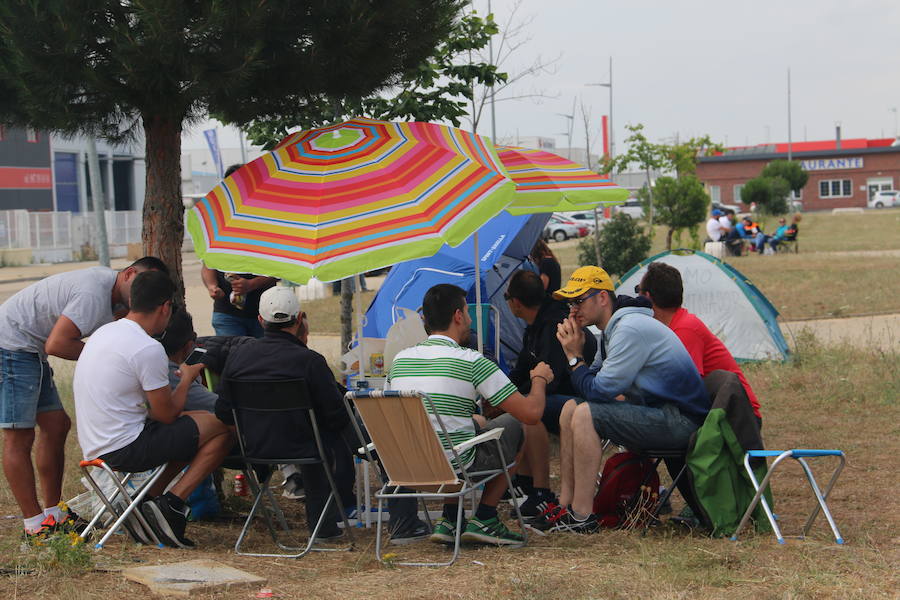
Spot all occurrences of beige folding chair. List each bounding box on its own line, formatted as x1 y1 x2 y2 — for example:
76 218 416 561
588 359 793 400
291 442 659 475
344 389 526 567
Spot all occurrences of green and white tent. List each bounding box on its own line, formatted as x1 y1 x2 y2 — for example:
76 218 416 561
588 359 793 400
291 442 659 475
616 249 789 362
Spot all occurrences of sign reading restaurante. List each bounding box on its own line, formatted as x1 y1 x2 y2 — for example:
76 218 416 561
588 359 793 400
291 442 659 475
799 157 864 171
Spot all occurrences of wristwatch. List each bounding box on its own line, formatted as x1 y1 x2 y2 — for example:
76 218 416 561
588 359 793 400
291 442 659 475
568 356 584 368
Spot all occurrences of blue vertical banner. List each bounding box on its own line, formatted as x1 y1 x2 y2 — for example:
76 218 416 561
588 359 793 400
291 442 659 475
203 128 224 178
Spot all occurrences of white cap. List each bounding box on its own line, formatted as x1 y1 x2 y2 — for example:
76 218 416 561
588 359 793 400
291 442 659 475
258 286 301 324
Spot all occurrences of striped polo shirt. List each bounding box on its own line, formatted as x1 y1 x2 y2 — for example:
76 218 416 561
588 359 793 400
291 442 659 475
386 335 517 470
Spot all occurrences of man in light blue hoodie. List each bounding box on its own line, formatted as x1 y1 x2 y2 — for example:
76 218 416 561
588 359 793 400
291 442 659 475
532 266 709 533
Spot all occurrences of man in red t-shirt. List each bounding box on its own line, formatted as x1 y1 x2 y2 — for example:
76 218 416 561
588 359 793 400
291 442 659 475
636 262 762 423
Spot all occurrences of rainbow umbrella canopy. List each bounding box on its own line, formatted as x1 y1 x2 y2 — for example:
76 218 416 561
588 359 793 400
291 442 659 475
497 145 628 215
187 118 516 283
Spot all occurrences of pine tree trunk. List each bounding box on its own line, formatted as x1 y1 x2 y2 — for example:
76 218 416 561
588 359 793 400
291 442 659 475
142 114 185 302
666 227 674 250
340 278 353 354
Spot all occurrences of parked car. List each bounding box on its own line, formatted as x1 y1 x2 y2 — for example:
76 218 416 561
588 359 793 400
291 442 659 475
559 211 602 234
543 215 587 242
712 201 741 216
614 198 644 219
869 190 898 208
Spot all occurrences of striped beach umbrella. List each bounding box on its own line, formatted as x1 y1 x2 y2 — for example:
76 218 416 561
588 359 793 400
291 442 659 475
186 118 515 283
497 145 628 215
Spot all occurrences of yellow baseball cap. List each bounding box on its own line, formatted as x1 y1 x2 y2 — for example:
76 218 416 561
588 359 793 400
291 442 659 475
553 266 614 299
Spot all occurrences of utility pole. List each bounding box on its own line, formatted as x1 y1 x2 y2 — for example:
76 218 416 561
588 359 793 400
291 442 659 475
586 56 613 158
86 138 110 267
556 104 574 159
787 68 793 161
488 0 497 143
891 107 898 137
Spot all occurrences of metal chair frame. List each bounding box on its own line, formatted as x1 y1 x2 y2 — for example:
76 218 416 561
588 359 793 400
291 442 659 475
345 389 526 567
227 378 354 558
731 449 845 544
78 459 168 549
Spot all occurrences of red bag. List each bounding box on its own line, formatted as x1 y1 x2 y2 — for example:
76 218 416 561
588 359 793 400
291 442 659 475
592 451 660 529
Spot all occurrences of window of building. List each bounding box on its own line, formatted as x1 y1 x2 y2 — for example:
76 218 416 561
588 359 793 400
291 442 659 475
708 185 721 203
733 184 744 204
819 179 852 198
790 188 802 200
25 128 39 143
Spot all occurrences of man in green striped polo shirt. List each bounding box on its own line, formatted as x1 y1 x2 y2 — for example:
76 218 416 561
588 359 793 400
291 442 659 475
387 284 553 546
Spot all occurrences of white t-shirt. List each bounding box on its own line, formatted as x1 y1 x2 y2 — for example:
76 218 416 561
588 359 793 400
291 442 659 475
706 217 724 241
0 267 117 356
73 318 169 459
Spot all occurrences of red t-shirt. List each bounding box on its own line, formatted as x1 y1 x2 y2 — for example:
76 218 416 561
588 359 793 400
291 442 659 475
669 308 761 418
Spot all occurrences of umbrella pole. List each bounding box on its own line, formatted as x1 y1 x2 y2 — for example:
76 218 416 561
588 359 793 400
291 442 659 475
474 232 484 355
355 277 367 387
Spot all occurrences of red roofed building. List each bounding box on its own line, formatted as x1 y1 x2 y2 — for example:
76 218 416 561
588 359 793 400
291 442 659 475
696 137 900 210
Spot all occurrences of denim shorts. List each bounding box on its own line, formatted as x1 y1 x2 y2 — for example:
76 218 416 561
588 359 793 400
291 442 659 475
587 401 700 451
0 348 65 429
211 312 264 338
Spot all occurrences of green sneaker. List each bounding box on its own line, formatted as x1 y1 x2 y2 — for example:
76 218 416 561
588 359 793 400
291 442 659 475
429 516 463 544
461 515 524 546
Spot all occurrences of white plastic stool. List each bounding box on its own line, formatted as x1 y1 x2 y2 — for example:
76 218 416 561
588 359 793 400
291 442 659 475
732 449 845 545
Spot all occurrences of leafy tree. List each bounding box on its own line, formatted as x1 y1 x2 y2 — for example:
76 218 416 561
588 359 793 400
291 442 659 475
666 135 724 177
578 213 651 277
0 0 460 295
652 175 710 250
244 10 506 148
761 159 808 194
740 176 790 217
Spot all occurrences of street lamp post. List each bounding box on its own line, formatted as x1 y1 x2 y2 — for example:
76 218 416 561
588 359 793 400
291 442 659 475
556 111 574 160
891 107 898 138
587 56 613 159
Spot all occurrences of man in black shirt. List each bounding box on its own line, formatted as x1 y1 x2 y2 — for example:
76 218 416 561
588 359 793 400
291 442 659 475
504 270 598 520
216 286 348 538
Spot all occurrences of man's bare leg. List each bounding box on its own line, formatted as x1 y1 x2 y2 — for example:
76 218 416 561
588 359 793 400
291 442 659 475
557 400 579 507
570 402 603 517
168 413 233 500
34 409 70 509
3 428 42 519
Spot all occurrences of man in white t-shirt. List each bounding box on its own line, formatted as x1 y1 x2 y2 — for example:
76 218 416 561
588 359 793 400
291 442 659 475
0 256 167 539
74 270 233 548
705 209 731 242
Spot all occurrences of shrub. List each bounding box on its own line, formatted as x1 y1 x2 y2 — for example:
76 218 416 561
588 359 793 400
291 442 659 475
578 213 651 277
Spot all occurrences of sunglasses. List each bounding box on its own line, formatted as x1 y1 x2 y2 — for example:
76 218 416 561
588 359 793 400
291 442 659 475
567 289 602 307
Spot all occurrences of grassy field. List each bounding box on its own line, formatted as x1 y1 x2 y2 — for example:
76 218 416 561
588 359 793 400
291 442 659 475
1 209 899 598
550 208 900 321
0 334 897 599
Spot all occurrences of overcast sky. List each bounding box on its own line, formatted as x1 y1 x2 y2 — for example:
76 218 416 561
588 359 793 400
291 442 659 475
184 0 900 154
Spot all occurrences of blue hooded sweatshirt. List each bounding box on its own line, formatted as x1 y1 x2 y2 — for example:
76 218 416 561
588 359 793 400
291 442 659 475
571 305 710 421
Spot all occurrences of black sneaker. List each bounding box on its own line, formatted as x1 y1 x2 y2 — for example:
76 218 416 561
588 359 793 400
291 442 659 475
528 502 564 531
141 495 195 548
519 493 559 520
548 509 600 534
389 517 430 545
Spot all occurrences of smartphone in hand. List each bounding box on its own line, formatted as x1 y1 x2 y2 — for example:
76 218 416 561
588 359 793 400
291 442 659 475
184 347 208 365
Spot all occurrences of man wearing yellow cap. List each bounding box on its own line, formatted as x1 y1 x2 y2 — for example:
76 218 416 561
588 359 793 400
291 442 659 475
531 266 709 533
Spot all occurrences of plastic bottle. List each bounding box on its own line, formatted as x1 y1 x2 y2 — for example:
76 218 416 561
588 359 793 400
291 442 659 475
226 273 246 310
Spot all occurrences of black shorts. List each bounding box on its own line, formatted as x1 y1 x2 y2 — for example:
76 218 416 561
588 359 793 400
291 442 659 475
100 416 200 473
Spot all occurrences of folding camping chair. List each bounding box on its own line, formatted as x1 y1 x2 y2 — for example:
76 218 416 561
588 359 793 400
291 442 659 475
732 449 846 544
78 459 168 549
227 378 353 557
344 389 526 567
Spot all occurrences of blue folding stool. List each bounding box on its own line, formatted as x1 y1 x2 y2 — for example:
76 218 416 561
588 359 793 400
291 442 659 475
731 449 845 545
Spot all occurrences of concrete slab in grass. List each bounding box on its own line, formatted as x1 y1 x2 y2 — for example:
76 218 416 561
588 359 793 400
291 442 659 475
122 559 266 597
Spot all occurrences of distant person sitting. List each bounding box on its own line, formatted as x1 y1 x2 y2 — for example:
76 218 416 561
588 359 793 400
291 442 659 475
705 209 730 242
73 271 234 548
504 270 597 521
159 310 217 413
785 214 800 240
387 283 553 546
768 217 789 252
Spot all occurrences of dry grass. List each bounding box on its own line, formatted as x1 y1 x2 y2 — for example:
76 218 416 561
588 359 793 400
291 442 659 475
1 335 898 599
